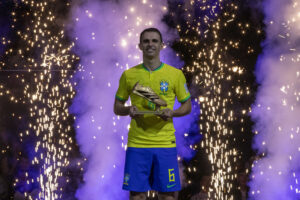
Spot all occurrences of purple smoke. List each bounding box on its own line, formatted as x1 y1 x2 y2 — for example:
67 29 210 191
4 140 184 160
69 0 197 199
249 0 300 199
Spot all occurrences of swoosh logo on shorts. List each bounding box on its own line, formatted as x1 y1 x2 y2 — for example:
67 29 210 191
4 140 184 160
167 183 176 188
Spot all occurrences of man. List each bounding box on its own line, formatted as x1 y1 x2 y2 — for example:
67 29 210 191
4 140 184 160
114 27 191 200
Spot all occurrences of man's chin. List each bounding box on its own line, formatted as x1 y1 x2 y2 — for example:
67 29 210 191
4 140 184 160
145 54 156 59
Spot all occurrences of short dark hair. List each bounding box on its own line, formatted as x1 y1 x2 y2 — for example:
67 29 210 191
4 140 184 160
139 28 163 43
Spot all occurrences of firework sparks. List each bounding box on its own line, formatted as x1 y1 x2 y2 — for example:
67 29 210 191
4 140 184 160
170 0 263 199
1 0 78 199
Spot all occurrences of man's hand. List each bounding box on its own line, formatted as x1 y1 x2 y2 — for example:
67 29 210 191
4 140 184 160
157 108 174 121
114 99 143 118
129 106 143 118
156 98 192 121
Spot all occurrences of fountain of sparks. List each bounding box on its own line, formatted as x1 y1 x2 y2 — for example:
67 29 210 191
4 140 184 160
0 0 78 199
171 0 262 199
249 0 300 199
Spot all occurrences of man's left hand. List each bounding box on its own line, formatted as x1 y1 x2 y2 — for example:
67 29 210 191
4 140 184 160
157 108 173 121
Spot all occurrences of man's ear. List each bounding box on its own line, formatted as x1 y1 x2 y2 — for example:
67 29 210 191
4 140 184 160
138 43 142 50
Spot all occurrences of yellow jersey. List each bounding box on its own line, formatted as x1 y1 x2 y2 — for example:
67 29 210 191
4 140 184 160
116 63 191 147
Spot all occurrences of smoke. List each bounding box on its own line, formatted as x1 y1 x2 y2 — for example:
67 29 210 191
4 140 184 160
69 0 196 199
249 0 300 199
174 100 201 162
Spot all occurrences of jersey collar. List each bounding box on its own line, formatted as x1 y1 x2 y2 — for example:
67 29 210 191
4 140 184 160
142 62 164 72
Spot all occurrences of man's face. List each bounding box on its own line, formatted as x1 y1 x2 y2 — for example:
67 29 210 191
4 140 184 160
139 31 163 59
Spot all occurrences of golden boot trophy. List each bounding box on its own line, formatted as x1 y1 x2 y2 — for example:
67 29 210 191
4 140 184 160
132 82 167 114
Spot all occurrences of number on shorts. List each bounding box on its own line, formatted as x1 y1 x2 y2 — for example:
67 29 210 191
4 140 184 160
168 168 175 182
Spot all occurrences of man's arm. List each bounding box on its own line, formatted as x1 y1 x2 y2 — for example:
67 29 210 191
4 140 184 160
173 98 192 117
114 98 141 117
114 98 130 116
158 98 192 121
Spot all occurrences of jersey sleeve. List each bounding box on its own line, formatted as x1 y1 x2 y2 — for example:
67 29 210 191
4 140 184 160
175 70 191 103
115 71 129 102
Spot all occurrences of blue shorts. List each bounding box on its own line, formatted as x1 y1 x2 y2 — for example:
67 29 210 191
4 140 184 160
122 147 181 192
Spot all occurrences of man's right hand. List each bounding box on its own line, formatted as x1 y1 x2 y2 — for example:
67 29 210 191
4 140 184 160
129 106 143 118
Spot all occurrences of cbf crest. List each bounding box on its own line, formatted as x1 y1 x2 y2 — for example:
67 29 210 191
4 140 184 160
160 80 169 95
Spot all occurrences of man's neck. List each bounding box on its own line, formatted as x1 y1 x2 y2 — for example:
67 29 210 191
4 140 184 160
143 57 161 71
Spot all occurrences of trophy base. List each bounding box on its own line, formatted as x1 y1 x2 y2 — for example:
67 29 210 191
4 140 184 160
135 110 163 115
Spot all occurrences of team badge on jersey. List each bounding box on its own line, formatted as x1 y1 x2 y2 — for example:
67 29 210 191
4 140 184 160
160 80 169 95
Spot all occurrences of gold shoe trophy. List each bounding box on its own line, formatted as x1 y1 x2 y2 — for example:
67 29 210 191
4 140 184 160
132 82 167 114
